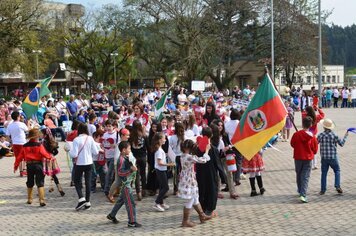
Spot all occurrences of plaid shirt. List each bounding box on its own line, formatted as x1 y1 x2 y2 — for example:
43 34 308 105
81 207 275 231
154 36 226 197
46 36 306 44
317 130 348 160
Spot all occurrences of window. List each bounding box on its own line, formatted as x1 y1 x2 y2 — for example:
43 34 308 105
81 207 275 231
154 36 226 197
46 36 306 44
307 76 311 85
281 76 286 85
332 76 336 83
327 76 331 83
322 76 325 83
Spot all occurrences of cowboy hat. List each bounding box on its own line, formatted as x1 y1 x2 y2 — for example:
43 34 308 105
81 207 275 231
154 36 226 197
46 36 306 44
27 128 42 140
321 118 335 130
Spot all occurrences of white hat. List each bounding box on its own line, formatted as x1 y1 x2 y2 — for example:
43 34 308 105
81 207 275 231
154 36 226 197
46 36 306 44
321 118 335 130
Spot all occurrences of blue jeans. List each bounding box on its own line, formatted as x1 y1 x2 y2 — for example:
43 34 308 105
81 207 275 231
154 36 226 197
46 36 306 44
295 160 312 197
109 185 136 223
104 158 115 195
321 158 341 192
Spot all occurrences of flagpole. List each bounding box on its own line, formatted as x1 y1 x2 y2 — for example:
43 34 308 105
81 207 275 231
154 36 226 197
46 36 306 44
265 66 298 132
152 83 175 108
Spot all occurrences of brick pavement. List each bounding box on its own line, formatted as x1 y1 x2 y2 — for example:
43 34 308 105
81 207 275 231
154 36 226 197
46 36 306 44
1 108 356 235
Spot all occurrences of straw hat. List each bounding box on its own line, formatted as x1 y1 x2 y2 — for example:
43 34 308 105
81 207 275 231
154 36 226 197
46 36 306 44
27 128 42 140
321 118 335 130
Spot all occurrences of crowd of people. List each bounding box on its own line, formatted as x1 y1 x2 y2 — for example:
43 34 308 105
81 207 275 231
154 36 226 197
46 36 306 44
0 82 352 228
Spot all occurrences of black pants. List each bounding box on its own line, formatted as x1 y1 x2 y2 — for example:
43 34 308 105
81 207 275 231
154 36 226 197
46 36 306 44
26 162 45 188
155 170 169 204
74 164 92 202
135 156 147 193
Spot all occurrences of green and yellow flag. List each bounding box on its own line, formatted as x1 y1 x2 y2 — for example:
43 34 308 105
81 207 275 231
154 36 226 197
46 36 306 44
231 74 287 160
22 77 53 118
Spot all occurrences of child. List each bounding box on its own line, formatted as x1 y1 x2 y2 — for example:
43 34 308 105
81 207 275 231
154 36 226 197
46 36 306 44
41 127 65 197
108 128 136 201
102 119 120 198
106 141 142 228
195 127 220 217
152 132 175 212
17 128 52 206
282 100 294 142
91 131 106 193
317 118 348 195
178 139 211 227
242 151 265 197
88 113 97 136
290 116 318 203
0 134 12 157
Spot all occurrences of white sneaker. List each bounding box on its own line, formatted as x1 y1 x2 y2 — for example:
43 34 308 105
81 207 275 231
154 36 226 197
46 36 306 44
161 203 170 210
240 173 246 180
153 204 165 212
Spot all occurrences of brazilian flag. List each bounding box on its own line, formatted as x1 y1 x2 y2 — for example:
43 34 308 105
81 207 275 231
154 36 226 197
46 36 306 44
22 77 53 119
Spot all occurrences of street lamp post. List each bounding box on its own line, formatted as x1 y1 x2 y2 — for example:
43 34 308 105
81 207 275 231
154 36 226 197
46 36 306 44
318 0 322 105
271 0 275 82
110 52 118 86
32 50 42 80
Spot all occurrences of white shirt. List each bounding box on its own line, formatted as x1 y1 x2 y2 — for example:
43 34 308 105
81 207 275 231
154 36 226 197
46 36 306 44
224 119 239 142
6 121 28 145
351 89 356 99
169 135 183 156
69 134 100 165
88 124 96 136
154 147 167 171
177 94 187 104
102 131 120 159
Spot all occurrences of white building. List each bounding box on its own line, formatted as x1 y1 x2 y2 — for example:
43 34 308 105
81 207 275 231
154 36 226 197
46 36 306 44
275 65 345 92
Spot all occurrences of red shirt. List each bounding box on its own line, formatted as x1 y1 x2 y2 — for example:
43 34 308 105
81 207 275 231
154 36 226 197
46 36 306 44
290 130 318 161
15 141 51 171
301 108 325 135
66 130 78 142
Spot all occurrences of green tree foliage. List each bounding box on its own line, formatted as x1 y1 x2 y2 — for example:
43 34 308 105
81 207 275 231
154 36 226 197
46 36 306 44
56 4 135 89
325 24 356 69
0 0 57 79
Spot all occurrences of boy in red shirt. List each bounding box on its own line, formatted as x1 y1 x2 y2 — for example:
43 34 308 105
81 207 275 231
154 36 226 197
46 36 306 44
290 116 318 203
17 128 52 206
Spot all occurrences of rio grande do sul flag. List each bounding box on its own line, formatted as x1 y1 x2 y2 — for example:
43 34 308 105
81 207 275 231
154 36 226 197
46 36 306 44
231 74 287 160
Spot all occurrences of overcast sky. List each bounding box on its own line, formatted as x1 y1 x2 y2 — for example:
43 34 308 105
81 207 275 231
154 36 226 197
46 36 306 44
51 0 355 27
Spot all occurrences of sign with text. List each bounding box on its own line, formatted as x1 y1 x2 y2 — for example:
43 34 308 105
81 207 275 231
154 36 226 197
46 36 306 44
191 81 205 91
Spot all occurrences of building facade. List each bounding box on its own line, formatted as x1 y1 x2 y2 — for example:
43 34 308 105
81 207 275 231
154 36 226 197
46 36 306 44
275 65 345 92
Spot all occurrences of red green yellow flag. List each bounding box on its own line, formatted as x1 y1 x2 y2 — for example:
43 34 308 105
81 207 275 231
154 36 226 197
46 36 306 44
22 77 53 119
231 74 287 160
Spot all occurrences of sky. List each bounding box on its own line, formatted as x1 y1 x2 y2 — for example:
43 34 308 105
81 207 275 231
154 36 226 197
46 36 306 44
51 0 355 27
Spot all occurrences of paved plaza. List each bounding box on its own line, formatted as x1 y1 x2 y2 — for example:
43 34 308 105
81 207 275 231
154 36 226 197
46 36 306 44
1 108 356 235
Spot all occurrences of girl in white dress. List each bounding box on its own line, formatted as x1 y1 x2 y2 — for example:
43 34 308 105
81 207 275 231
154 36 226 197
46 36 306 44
178 139 212 227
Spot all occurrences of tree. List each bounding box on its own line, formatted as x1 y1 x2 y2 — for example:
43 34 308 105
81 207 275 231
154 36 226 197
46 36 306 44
271 0 328 88
0 0 63 80
57 5 135 89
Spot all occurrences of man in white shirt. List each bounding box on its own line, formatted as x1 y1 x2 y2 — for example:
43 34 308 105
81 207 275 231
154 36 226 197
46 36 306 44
6 111 29 176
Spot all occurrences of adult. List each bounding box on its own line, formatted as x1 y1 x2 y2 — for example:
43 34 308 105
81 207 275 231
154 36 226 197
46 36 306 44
333 87 339 108
126 102 150 131
6 111 29 177
177 88 188 105
351 86 356 108
242 85 251 101
325 87 333 108
43 112 66 141
66 95 78 121
55 96 68 126
341 87 349 108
